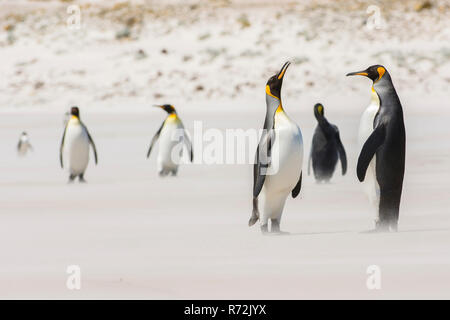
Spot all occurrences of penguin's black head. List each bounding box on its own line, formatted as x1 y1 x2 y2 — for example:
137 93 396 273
346 65 387 82
314 103 324 119
70 106 80 118
21 131 27 135
266 61 290 99
155 104 176 114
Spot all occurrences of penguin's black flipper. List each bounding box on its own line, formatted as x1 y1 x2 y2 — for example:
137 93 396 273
249 197 260 226
291 171 302 198
83 123 98 165
59 124 68 168
253 130 274 198
335 130 347 175
357 124 386 182
146 121 164 158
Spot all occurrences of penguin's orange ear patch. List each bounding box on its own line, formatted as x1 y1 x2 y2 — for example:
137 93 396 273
265 85 279 99
377 67 385 81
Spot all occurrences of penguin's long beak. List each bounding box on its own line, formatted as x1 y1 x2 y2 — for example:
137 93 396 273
277 61 291 80
346 70 368 77
153 104 163 109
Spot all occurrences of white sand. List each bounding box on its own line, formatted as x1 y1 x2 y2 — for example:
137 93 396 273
0 104 449 299
0 0 449 299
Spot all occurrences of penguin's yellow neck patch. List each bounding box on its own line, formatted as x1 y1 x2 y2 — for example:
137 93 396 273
371 86 380 105
275 104 284 114
69 115 80 124
166 113 178 122
266 85 279 100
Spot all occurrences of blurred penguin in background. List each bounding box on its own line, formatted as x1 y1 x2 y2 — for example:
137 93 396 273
308 103 347 182
146 104 193 177
17 131 33 157
62 111 70 127
60 106 98 183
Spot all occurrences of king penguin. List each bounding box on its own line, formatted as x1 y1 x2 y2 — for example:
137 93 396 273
249 61 303 234
347 65 406 232
60 106 98 183
308 103 347 182
146 104 193 177
17 131 33 157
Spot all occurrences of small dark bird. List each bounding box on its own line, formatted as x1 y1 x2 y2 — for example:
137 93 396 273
308 103 347 182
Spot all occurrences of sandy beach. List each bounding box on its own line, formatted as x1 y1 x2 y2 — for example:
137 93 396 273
0 0 449 299
0 104 449 299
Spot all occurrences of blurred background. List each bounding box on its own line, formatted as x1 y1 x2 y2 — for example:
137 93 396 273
0 0 448 110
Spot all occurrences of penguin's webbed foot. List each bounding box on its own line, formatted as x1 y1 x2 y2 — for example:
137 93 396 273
270 219 289 235
260 224 269 235
270 219 280 233
68 174 77 184
158 170 169 177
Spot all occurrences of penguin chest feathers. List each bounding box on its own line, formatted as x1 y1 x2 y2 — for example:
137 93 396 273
66 117 89 144
358 87 380 147
265 109 303 192
18 136 30 152
158 114 184 165
160 114 183 142
64 117 90 172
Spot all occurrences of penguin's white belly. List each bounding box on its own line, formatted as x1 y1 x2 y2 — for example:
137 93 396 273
261 114 303 221
65 124 90 175
18 140 30 156
358 103 380 219
157 120 184 172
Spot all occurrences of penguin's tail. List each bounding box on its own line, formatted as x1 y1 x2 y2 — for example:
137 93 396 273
248 197 260 227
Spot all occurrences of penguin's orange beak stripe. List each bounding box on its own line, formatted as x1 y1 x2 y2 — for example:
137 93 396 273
277 68 287 80
277 61 290 80
346 70 368 77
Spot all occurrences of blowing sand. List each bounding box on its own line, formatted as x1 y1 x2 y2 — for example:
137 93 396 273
0 102 449 299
